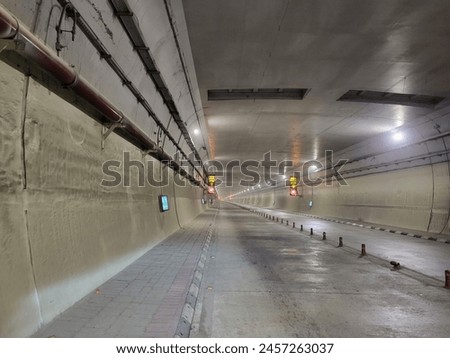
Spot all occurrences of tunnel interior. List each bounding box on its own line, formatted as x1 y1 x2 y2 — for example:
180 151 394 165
0 0 449 338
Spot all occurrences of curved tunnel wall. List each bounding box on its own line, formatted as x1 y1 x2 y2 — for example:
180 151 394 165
236 162 449 234
0 62 205 337
232 92 450 236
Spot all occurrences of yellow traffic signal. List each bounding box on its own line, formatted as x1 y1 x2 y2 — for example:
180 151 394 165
208 175 216 186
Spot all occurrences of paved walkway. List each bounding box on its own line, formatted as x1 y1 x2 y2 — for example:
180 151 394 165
34 209 217 338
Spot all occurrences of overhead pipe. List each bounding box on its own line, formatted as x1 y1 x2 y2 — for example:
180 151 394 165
0 4 200 186
0 6 17 38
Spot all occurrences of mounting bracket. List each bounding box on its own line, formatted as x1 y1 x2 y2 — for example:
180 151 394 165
101 122 125 149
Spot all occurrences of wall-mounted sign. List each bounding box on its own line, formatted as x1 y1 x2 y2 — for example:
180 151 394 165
158 195 170 212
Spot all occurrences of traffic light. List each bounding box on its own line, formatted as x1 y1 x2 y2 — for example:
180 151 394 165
289 176 298 196
207 174 216 194
208 175 216 186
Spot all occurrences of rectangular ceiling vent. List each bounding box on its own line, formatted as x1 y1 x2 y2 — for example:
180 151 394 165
337 90 445 108
208 88 310 101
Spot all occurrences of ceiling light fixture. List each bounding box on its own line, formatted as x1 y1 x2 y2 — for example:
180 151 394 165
392 131 404 142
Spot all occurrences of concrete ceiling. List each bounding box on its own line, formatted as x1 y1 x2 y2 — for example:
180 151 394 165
182 0 450 192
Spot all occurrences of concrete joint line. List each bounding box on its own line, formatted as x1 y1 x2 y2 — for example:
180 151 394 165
174 209 218 338
253 206 449 245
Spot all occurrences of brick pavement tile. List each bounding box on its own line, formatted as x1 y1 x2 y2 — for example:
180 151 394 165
33 211 215 338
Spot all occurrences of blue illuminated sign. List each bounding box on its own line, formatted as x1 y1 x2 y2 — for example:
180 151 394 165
159 195 169 212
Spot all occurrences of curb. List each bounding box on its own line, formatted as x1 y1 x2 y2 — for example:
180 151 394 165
299 213 449 244
174 214 216 338
237 204 449 245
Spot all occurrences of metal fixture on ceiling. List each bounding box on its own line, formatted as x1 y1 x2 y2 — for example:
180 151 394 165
337 89 446 108
208 88 310 101
55 2 77 56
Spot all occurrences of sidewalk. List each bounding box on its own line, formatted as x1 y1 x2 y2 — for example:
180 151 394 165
34 209 217 338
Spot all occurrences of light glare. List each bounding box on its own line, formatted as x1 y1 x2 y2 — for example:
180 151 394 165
392 132 404 141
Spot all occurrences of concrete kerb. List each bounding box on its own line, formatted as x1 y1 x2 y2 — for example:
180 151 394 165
230 203 450 288
302 213 449 244
174 210 218 338
239 204 449 245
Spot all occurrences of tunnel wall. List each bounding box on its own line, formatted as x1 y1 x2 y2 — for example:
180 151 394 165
235 162 450 235
231 87 450 236
0 0 206 337
0 60 205 338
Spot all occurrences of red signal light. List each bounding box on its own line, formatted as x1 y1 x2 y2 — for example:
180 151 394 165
290 188 298 197
208 186 215 194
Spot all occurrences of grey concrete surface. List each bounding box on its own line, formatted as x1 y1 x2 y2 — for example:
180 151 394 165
247 205 450 281
33 209 217 338
191 203 450 338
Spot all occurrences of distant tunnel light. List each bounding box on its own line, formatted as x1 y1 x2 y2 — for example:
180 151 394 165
392 131 404 141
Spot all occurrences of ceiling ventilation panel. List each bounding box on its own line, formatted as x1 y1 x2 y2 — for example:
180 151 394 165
337 90 445 108
208 88 310 101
